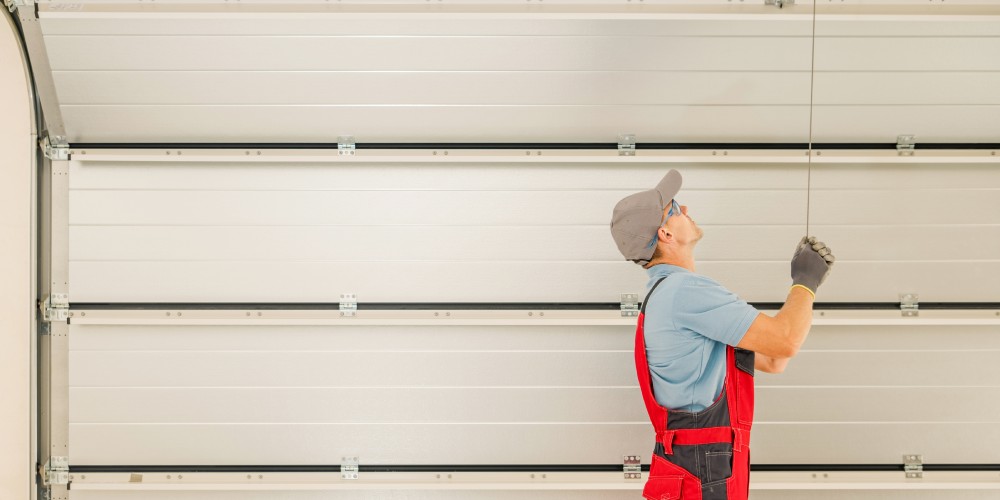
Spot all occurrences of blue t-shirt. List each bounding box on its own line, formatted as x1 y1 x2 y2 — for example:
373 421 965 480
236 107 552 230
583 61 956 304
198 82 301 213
643 264 759 412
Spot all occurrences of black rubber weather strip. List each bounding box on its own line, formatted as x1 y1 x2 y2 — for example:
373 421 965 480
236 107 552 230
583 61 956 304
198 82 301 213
70 464 627 474
71 463 1000 474
70 302 1000 311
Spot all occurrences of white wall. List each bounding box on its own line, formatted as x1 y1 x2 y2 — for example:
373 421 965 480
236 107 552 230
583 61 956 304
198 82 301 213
0 10 35 500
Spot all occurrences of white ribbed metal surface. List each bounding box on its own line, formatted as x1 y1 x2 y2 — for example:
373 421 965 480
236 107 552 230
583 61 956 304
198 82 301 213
67 320 1000 466
66 156 1000 303
18 2 1000 497
35 1 1000 143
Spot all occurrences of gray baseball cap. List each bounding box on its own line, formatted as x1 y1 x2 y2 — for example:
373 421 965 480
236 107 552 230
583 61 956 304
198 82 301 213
609 169 683 266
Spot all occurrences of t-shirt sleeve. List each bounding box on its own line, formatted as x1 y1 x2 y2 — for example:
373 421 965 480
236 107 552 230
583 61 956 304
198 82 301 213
671 275 759 347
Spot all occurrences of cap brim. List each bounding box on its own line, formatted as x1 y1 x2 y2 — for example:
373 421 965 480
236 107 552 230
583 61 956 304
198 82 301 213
654 169 683 205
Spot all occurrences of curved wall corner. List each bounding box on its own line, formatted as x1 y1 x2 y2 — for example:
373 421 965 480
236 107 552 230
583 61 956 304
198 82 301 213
0 10 35 500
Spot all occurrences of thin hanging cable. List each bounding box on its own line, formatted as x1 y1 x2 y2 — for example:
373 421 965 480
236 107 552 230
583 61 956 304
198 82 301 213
806 0 818 236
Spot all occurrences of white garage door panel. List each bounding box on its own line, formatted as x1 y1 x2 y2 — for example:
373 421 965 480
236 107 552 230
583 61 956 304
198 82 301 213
69 225 807 263
753 423 1000 464
756 388 1000 424
54 71 812 106
40 17 815 37
814 38 1000 71
67 190 805 227
28 2 1000 488
69 386 1000 426
56 108 1000 147
814 73 1000 105
69 422 1000 465
810 105 1000 143
70 423 652 465
757 350 998 387
809 35 1000 142
811 163 1000 190
67 261 638 303
56 71 1000 108
44 36 811 72
59 105 813 143
70 387 643 424
808 226 1000 262
69 351 636 388
810 189 1000 225
783 262 999 303
816 17 1000 37
69 261 1000 303
38 7 1000 144
69 324 1000 352
68 223 998 263
68 187 996 227
67 161 810 192
68 325 630 352
65 159 1000 303
792 325 1000 351
66 321 999 466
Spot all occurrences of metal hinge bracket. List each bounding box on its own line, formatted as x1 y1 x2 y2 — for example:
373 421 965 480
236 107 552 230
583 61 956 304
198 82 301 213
338 136 356 156
40 135 70 161
897 135 916 156
624 455 642 480
341 457 359 480
900 293 919 317
904 454 923 479
40 456 69 486
5 0 28 13
621 293 639 317
41 293 70 322
339 293 357 317
618 134 636 156
765 0 794 7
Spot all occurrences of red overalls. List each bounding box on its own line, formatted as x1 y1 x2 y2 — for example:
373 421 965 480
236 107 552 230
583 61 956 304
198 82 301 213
636 277 756 500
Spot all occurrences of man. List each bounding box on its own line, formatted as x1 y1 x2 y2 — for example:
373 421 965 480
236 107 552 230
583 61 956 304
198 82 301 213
609 169 834 500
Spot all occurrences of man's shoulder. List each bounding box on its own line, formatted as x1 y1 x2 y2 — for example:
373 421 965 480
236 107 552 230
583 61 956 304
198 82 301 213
659 273 745 312
668 271 725 290
649 272 729 307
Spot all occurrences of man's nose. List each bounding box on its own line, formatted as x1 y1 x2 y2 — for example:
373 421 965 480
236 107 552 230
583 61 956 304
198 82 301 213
681 205 688 215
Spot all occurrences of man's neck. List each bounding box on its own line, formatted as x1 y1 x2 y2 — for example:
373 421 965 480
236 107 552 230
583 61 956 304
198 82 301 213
646 256 696 272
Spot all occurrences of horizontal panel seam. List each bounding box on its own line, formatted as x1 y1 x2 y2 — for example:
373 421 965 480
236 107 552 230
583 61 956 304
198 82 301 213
57 103 1000 107
49 69 1000 73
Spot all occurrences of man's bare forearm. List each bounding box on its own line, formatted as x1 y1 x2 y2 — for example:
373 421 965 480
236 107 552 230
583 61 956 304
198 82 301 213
773 286 815 358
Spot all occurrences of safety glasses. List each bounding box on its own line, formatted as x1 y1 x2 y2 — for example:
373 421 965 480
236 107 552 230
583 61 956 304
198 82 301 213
662 199 681 224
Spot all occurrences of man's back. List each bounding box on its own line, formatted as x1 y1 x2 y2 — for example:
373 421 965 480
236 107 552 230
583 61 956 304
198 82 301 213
643 264 758 412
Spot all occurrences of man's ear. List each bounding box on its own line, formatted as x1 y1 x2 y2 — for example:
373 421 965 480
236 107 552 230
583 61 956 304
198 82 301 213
658 226 672 243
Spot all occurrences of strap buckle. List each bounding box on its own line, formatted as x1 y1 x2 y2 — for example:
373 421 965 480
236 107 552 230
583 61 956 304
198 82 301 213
733 428 750 453
656 429 677 455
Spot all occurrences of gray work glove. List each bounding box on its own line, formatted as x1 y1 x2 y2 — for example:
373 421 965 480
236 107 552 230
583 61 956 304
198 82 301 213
790 236 835 296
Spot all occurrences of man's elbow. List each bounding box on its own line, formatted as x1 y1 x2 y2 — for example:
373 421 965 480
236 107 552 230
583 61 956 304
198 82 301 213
779 342 800 359
759 354 790 374
775 319 801 359
768 359 788 374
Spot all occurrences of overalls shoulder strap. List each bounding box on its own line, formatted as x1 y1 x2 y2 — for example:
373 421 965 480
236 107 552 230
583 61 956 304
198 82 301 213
634 276 669 428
